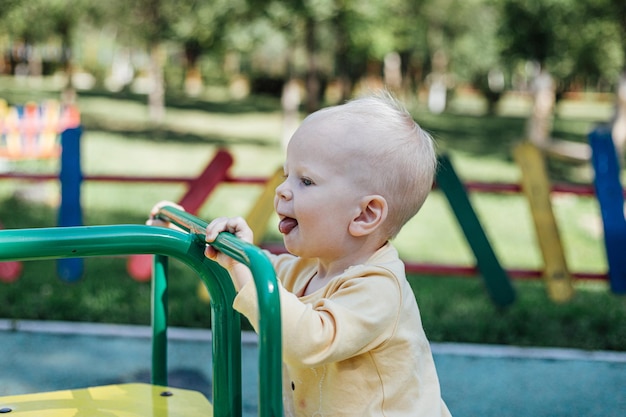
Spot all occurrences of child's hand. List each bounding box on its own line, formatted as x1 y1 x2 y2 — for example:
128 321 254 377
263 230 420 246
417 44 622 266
146 200 184 228
204 216 254 262
205 216 254 290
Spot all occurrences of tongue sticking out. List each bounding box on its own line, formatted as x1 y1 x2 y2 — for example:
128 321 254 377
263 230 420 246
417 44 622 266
278 217 298 234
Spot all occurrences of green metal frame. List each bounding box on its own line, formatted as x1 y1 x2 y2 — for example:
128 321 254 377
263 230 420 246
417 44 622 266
0 205 283 417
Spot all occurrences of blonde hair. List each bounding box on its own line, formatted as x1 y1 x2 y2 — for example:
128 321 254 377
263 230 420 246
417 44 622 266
314 91 437 238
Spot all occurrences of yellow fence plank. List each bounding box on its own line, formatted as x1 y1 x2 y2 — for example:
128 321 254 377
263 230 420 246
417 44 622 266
514 141 574 302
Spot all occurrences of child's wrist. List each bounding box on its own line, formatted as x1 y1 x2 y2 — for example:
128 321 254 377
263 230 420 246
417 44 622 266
229 263 252 291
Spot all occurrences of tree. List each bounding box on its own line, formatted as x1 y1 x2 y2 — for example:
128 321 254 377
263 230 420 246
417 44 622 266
268 0 337 112
498 0 624 91
496 0 624 150
0 0 107 101
131 0 171 122
168 0 252 95
446 0 502 113
96 0 185 122
590 0 626 158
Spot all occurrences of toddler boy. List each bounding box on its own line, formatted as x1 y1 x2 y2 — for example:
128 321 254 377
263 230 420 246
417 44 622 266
204 91 451 417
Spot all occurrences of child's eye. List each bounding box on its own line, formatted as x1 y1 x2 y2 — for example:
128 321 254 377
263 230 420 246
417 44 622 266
301 177 313 186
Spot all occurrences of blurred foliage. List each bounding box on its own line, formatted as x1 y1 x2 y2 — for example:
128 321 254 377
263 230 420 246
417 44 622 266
497 0 625 90
0 0 623 110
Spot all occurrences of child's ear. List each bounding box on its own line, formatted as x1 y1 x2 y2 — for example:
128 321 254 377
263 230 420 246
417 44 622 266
349 195 388 237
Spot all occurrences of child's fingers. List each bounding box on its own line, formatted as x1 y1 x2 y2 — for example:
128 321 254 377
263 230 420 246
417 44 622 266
204 244 218 260
146 218 169 227
150 200 184 218
205 217 230 243
147 201 186 229
228 217 254 243
205 217 254 244
149 200 171 217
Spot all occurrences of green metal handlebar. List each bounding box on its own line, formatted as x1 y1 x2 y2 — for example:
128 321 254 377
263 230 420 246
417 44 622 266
0 204 283 417
154 205 283 417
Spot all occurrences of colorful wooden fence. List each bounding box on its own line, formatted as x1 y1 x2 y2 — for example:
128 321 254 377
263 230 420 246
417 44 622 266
1 115 624 303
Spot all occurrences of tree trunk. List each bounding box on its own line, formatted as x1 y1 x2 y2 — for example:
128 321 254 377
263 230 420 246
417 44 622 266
148 42 165 124
333 7 352 103
526 68 555 147
304 17 320 113
281 78 301 150
184 41 203 96
384 52 402 94
60 27 76 104
611 71 626 165
426 50 450 114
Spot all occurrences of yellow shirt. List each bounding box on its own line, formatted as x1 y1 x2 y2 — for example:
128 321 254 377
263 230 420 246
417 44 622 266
233 243 452 417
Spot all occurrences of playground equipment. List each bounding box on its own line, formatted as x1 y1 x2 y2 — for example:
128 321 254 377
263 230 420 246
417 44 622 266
0 99 79 160
127 149 235 281
0 222 22 283
0 204 282 417
0 100 82 283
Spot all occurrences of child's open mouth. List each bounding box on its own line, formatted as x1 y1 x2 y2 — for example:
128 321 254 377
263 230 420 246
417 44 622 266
278 217 298 234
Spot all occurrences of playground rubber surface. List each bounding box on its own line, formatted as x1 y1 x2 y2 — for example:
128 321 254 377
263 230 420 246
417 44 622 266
1 320 625 417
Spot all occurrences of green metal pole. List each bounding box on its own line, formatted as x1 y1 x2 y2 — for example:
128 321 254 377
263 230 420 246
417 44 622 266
152 254 168 386
155 206 283 417
0 225 239 416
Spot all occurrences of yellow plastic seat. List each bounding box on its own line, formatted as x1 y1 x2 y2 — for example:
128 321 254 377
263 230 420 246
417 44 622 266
0 383 212 416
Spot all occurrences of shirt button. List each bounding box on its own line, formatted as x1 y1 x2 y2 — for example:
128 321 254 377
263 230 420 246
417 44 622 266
291 381 295 390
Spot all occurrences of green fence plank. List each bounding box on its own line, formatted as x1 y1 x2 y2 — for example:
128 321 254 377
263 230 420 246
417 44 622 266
436 154 516 307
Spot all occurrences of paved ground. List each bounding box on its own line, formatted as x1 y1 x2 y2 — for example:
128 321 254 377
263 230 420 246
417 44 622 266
1 319 625 417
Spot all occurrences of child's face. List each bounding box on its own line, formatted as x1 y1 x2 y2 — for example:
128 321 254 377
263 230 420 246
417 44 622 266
274 115 366 260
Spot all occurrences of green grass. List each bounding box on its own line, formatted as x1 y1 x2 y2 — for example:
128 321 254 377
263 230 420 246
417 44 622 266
0 78 625 351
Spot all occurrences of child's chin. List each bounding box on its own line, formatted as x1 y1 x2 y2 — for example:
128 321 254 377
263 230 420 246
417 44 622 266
282 237 302 256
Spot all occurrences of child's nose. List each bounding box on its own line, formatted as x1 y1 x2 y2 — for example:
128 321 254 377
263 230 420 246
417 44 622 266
275 181 292 200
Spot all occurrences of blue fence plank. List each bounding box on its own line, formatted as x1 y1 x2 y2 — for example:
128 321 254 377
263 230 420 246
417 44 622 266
57 126 84 282
589 126 626 294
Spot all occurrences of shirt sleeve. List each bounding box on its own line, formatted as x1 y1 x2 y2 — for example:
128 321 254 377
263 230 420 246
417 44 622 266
233 266 403 368
285 271 402 367
231 250 300 331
